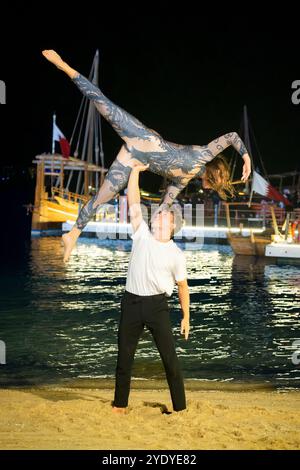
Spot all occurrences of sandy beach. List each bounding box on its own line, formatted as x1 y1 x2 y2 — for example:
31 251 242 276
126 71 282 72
0 381 300 450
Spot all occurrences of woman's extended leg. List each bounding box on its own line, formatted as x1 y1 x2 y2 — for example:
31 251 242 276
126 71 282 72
42 50 162 152
62 145 138 262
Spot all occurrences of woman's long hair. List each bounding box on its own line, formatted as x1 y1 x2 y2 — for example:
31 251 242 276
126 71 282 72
205 154 236 200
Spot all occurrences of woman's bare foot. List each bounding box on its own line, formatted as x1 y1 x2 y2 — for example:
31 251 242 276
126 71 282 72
62 227 81 263
112 406 127 414
42 50 66 70
42 50 79 79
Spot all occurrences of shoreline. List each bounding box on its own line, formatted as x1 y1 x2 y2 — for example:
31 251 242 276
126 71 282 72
0 377 284 392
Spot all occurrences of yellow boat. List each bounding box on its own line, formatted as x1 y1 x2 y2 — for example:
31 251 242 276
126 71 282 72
31 153 107 231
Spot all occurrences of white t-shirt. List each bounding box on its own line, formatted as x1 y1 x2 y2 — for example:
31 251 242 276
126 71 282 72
125 219 187 297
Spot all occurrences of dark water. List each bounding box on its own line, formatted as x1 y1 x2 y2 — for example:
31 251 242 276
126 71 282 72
0 237 300 389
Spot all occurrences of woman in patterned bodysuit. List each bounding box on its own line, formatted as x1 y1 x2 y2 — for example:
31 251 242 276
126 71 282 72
42 50 251 261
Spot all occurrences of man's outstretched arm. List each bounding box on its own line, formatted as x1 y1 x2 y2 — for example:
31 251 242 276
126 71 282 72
127 163 149 233
175 251 190 341
177 278 190 340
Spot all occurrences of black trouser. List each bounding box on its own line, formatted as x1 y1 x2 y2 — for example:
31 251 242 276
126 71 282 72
113 290 186 412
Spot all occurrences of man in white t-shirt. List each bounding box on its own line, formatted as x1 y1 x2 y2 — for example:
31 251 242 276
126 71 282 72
112 163 190 414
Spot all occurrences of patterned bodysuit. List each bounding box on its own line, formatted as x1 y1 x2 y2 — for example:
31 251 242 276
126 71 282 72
71 74 248 230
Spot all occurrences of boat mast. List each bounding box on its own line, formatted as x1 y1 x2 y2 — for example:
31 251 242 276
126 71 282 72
75 50 102 196
64 50 105 196
94 50 100 189
243 105 254 197
52 113 56 154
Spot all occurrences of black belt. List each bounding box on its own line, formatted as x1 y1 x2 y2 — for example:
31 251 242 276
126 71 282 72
124 289 167 299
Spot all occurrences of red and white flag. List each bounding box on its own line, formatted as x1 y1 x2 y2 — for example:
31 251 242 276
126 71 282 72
53 123 70 158
252 170 292 206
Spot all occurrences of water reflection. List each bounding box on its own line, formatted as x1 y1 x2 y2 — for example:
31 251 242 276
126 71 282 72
0 237 299 388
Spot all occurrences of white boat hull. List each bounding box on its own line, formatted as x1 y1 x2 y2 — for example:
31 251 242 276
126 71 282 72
265 243 300 259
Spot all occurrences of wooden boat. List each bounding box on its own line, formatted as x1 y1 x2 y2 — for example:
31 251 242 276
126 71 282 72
227 231 272 256
224 105 300 256
225 201 300 257
224 202 276 256
265 211 300 263
31 154 105 231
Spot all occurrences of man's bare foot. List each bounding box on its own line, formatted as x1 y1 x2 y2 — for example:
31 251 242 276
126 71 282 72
112 406 127 414
42 50 65 70
62 227 81 263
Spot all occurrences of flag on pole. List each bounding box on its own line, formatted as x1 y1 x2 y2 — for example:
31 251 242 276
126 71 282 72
53 122 70 158
251 170 292 206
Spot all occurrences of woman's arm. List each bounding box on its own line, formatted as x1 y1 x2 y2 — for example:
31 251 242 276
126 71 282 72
159 172 193 207
207 132 248 158
160 184 182 207
160 176 190 207
150 180 186 223
207 132 251 182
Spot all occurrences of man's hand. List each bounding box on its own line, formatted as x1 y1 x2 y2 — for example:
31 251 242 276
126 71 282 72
181 318 190 340
241 154 251 182
131 162 149 173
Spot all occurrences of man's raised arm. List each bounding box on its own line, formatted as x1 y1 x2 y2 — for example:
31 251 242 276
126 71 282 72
127 163 149 233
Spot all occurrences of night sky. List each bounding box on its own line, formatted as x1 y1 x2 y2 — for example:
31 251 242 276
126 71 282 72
1 16 299 173
0 14 299 247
